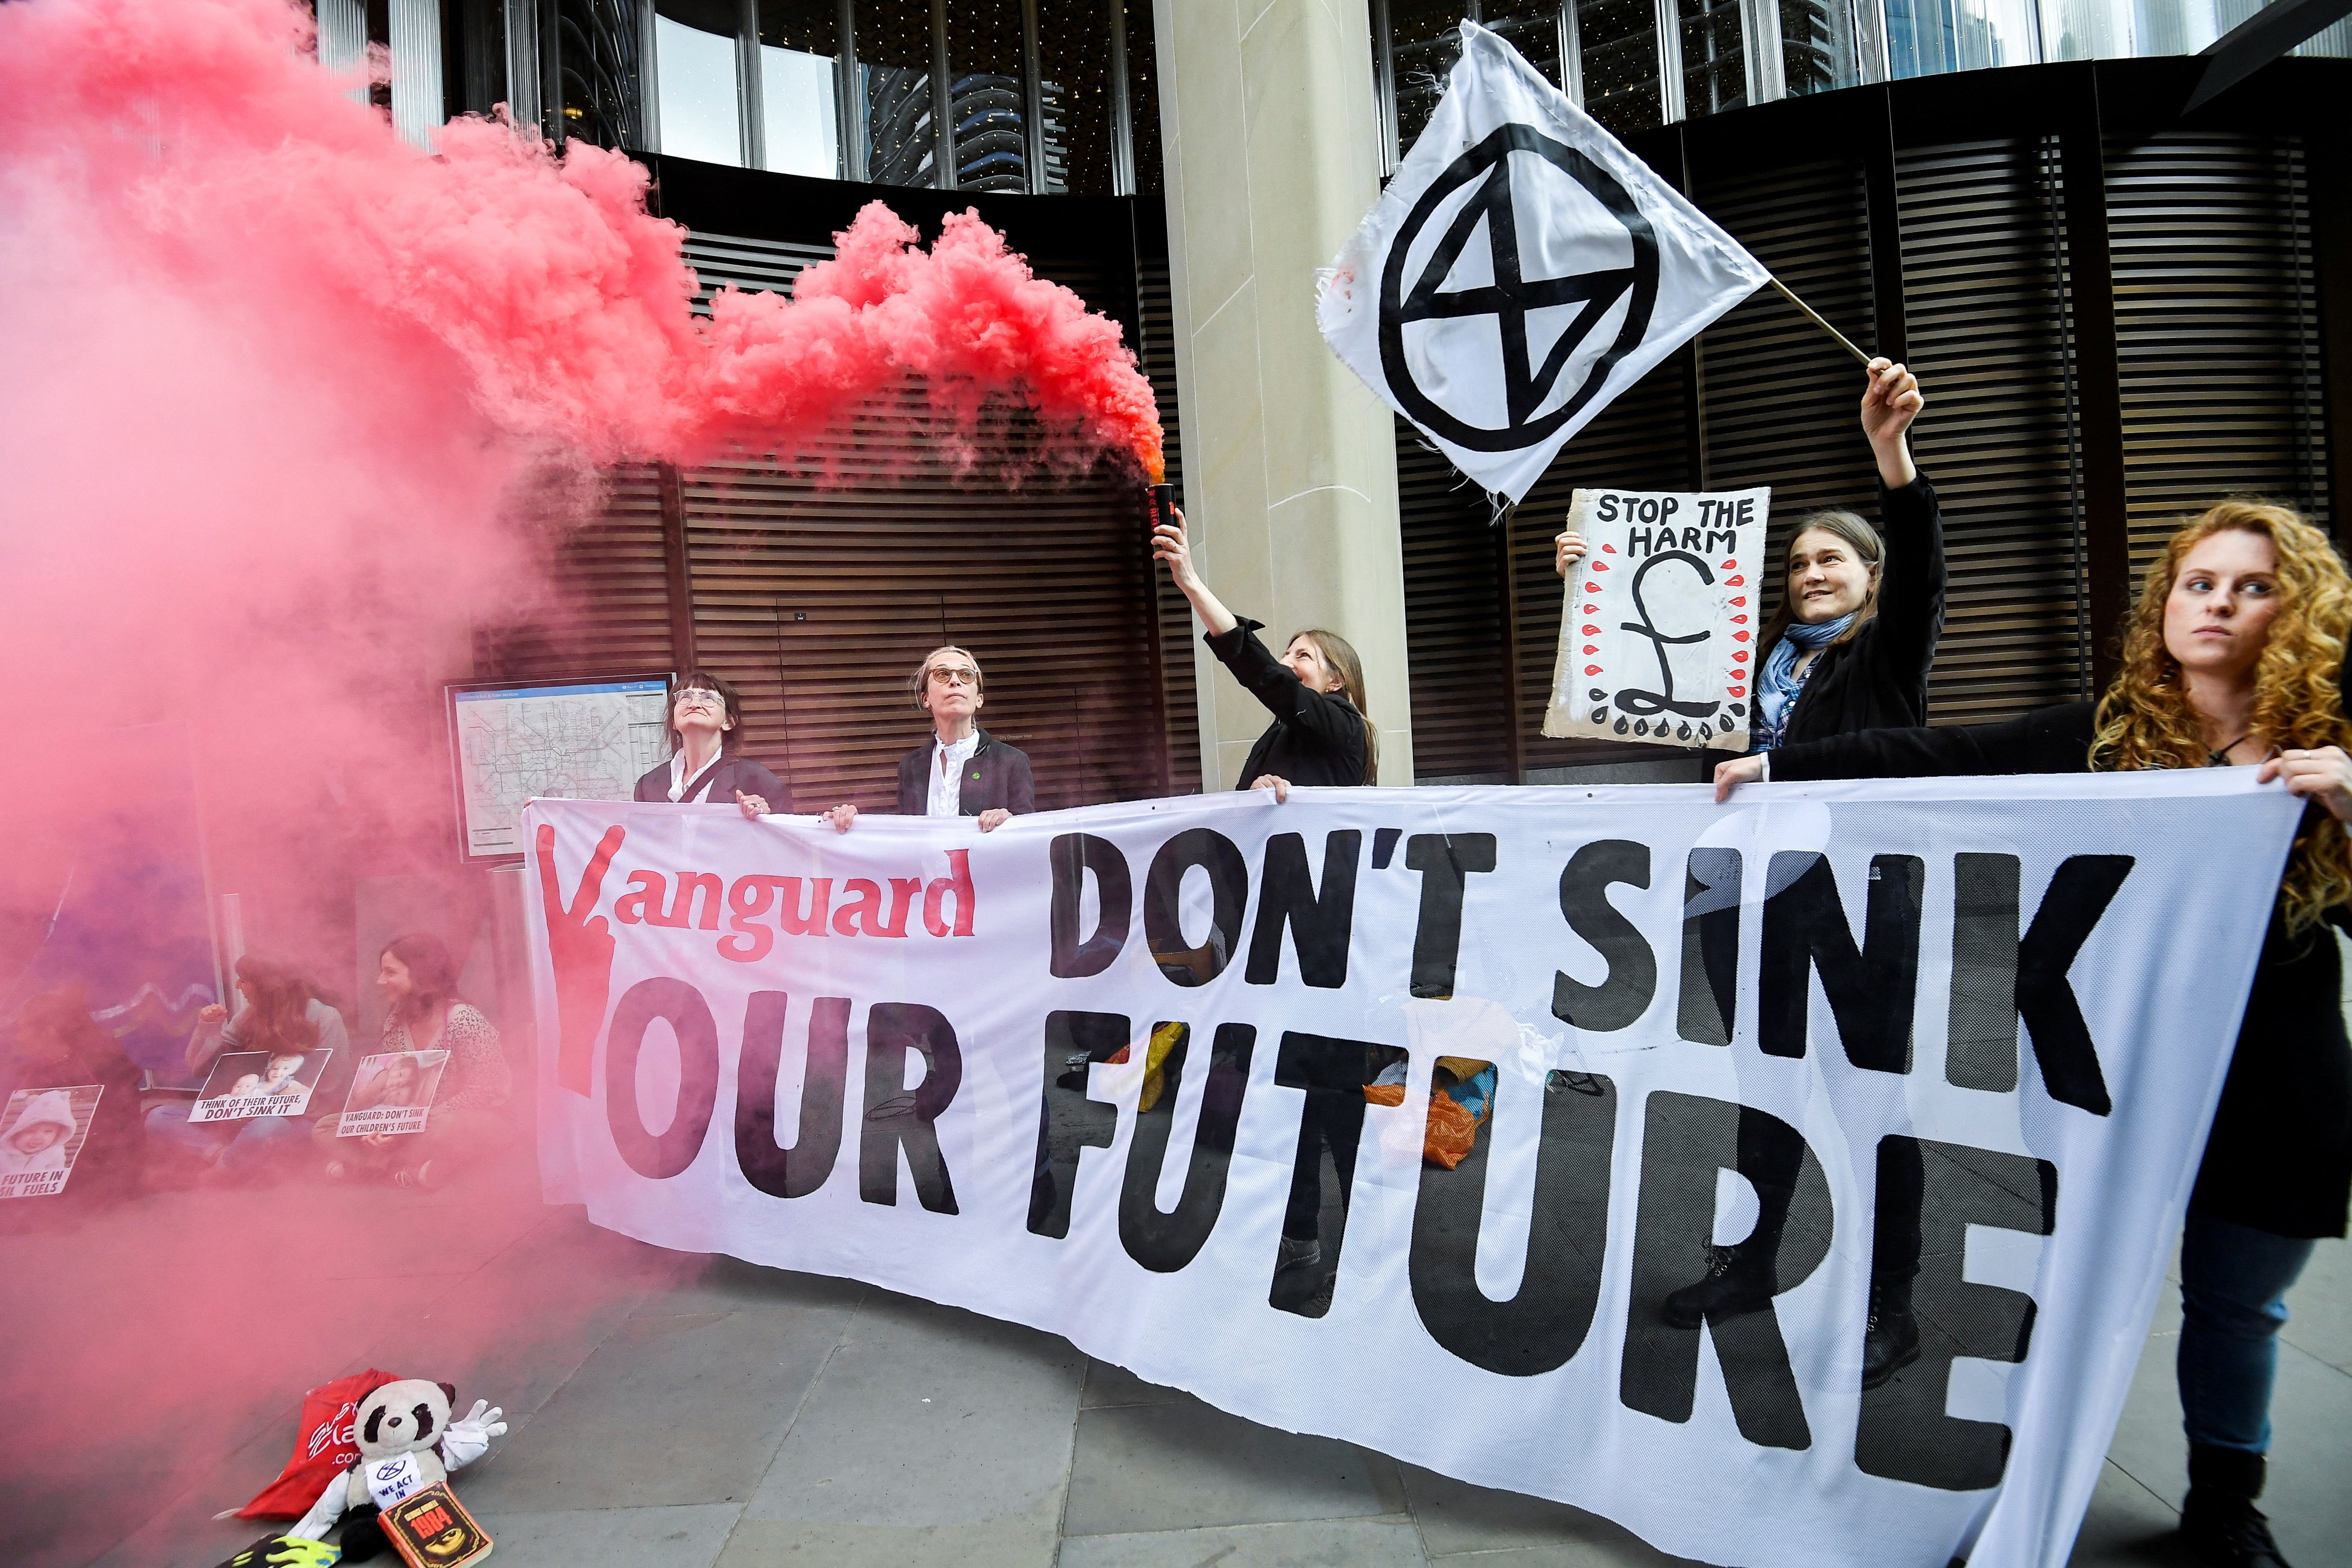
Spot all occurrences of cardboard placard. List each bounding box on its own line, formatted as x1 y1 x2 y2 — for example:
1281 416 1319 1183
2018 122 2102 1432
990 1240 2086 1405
191 1049 331 1122
0 1084 103 1198
335 1050 450 1138
1542 485 1770 750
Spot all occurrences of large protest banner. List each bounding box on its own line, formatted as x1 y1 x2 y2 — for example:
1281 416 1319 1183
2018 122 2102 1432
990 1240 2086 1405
524 776 2298 1568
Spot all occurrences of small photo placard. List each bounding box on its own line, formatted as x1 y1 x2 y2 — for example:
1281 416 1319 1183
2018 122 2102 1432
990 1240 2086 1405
335 1050 450 1138
191 1049 331 1122
0 1084 103 1199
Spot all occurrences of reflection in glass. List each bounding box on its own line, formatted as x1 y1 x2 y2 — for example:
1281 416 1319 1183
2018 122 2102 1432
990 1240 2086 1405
1780 0 1860 95
1122 0 1162 194
658 3 743 165
2036 0 2129 59
1389 0 1467 159
1889 0 2037 72
1577 0 1663 134
950 0 1030 191
1481 0 1568 87
1038 0 1114 194
559 0 648 150
1678 0 1748 116
857 0 938 186
759 0 842 177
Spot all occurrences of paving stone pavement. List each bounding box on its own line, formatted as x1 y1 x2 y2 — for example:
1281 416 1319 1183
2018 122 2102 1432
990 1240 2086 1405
8 1147 2342 1568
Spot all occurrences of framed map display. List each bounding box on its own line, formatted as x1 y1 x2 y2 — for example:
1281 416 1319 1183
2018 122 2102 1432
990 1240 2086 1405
444 675 672 864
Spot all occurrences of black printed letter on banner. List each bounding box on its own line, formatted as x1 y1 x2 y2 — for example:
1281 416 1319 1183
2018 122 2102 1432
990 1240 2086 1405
1144 828 1249 987
1759 852 1923 1072
735 992 850 1200
1119 1023 1257 1273
1411 1070 1616 1375
1552 839 1656 1030
1406 834 1498 1000
605 978 720 1180
1947 854 2131 1114
1050 834 1131 978
1029 1011 1129 1239
1857 1137 2058 1491
858 1004 961 1214
1620 1093 1832 1450
1246 832 1362 988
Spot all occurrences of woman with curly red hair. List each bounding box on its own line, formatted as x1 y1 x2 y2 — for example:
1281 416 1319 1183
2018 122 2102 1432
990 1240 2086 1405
1715 500 2352 1568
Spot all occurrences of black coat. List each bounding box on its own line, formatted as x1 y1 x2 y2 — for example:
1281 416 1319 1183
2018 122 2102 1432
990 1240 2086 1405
895 728 1036 817
1206 618 1370 788
633 754 790 809
1771 702 2352 1240
1759 476 1947 748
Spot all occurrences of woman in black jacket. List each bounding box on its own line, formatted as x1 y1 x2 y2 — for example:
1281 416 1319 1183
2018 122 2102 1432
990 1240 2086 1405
1557 356 1939 749
632 671 788 817
825 646 1034 833
1153 508 1375 796
1716 500 2352 1568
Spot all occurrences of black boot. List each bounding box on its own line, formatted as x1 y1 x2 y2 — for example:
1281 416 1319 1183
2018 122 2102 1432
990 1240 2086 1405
2181 1444 2293 1568
1661 1243 1777 1330
1862 1274 1921 1390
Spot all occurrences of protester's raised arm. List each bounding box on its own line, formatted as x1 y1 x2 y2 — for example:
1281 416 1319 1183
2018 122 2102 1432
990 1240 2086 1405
1861 358 1922 489
1152 509 1239 637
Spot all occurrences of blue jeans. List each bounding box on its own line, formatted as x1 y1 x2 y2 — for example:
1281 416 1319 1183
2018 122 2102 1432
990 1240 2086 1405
2177 1213 2318 1453
145 1102 315 1177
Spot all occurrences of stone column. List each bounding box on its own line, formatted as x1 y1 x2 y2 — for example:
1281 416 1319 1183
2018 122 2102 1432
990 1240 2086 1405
1152 0 1414 788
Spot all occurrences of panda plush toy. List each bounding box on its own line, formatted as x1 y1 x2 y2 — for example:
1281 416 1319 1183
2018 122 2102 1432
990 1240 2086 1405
232 1377 504 1564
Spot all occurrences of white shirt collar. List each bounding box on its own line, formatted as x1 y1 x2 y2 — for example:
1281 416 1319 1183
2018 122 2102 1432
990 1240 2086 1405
668 746 724 803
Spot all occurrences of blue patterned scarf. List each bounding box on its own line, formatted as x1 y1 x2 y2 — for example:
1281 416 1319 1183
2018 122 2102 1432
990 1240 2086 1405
1753 613 1855 751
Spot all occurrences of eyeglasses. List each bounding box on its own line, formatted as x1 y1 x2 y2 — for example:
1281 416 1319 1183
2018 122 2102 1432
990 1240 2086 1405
927 667 980 688
673 688 723 708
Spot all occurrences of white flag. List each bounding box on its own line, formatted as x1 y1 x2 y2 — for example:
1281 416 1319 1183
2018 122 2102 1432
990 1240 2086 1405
1542 485 1769 750
1319 21 1772 502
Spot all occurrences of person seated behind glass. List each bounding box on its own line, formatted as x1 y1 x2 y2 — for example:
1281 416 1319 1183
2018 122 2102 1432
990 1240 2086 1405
825 646 1035 833
633 671 789 818
146 957 348 1184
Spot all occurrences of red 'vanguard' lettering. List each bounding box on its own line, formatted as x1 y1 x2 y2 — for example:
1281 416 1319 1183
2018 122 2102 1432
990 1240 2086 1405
711 850 978 963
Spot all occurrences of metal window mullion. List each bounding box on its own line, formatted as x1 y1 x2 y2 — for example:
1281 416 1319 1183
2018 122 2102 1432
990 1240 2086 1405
839 0 866 182
637 0 662 150
739 0 766 170
1743 0 1785 101
932 0 954 189
1108 0 1135 196
1372 0 1399 175
1560 0 1584 107
1657 0 1687 121
389 0 446 150
1023 0 1046 193
319 0 371 105
1856 0 1890 81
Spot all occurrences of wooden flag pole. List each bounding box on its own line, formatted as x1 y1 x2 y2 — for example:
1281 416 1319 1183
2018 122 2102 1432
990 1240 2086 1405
1767 276 1873 366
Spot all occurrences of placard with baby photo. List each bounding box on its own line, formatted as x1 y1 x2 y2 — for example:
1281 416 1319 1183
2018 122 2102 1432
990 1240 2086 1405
0 1084 103 1198
335 1050 450 1138
190 1047 331 1122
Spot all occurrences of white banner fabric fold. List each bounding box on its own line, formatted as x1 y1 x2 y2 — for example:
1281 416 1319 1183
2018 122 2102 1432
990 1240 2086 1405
1318 22 1773 502
524 776 2297 1568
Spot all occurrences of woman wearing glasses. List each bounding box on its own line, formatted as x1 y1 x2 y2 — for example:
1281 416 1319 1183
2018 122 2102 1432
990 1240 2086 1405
633 671 789 818
826 646 1035 832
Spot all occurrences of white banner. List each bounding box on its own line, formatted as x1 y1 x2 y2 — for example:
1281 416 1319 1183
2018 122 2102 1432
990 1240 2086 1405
1318 22 1772 503
523 777 2297 1568
1545 485 1770 749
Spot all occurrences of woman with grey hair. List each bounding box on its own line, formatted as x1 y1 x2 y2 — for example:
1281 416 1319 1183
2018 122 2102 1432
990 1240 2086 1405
826 645 1035 832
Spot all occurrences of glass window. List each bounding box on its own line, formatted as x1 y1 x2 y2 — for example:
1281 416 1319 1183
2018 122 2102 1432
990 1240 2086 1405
1576 0 1663 133
2300 15 2352 54
1123 0 1162 194
657 2 745 165
1388 1 1465 159
1678 0 1748 114
1038 0 1114 195
950 0 1029 191
1780 0 1859 93
856 0 939 186
1480 0 1568 86
758 2 842 176
2036 0 2130 59
1888 0 2038 72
